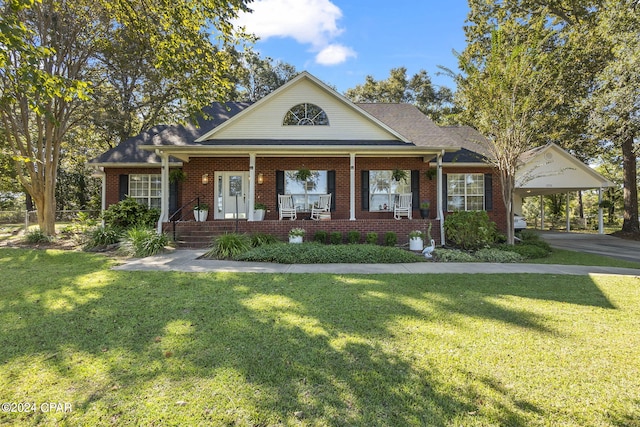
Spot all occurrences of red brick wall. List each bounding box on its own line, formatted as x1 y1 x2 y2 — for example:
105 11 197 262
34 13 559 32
104 158 507 231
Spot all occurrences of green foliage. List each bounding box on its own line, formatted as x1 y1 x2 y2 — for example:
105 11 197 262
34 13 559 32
344 67 457 123
347 230 361 244
235 242 423 264
102 198 160 230
205 233 251 259
432 248 476 262
85 225 122 249
330 232 343 245
474 248 524 263
498 243 550 260
365 232 379 245
120 226 168 258
24 229 51 244
313 230 328 244
444 211 497 250
250 233 278 247
384 232 397 247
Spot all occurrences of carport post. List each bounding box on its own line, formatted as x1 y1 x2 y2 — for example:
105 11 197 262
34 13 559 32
566 192 571 232
598 187 604 234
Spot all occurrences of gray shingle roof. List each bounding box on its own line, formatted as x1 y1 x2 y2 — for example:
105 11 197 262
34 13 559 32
90 102 489 165
440 125 492 163
356 103 460 148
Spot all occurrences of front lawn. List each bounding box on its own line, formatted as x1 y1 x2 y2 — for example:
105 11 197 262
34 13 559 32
1 248 639 426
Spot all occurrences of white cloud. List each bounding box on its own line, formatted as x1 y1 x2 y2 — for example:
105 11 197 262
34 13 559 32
315 44 356 65
235 0 355 65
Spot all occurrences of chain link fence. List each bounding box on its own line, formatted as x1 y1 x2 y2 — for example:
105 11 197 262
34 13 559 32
0 210 101 230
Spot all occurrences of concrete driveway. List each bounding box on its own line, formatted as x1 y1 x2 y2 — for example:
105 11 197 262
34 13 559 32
540 231 640 263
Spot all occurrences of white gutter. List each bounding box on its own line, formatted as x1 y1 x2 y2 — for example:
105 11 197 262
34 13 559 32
437 150 445 246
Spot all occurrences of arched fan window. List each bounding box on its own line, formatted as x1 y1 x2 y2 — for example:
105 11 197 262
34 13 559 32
283 103 329 126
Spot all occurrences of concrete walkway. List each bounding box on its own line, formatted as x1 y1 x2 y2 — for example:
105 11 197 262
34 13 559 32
113 247 640 276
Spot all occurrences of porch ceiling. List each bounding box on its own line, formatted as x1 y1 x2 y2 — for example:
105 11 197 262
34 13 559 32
140 143 457 162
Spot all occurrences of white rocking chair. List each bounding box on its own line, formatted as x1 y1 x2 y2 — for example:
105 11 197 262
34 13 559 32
393 193 413 220
278 194 297 220
310 194 331 220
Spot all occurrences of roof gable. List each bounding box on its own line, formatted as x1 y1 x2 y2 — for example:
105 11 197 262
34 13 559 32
516 143 614 194
196 72 409 143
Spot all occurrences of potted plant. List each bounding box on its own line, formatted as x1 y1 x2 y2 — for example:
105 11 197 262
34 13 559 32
419 200 430 219
193 202 209 222
408 230 424 251
392 168 408 183
169 169 186 183
288 228 305 244
424 168 437 181
254 202 267 221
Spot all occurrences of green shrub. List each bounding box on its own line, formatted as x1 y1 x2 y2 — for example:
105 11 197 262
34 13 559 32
365 232 378 245
235 242 424 264
205 233 251 259
497 242 551 259
120 226 168 257
474 248 524 263
250 232 278 247
85 225 122 249
384 232 397 247
24 229 50 244
518 229 540 242
347 230 361 244
313 230 328 244
102 197 160 230
432 248 476 262
330 232 342 245
444 211 497 250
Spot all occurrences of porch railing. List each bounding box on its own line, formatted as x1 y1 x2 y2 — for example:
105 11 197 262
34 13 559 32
168 196 203 241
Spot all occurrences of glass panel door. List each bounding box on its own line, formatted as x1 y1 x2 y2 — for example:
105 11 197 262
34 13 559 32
214 172 248 219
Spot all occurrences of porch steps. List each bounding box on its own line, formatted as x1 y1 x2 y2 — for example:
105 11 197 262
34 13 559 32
168 221 237 248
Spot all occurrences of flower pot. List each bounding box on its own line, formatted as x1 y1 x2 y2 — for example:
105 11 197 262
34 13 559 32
419 208 430 219
289 235 303 244
409 237 423 251
194 209 208 222
254 209 265 221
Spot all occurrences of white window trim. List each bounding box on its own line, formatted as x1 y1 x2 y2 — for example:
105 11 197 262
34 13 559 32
129 174 161 209
447 173 485 211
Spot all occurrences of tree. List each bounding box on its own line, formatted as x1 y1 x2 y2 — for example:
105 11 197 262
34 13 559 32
455 22 559 244
0 0 252 235
233 50 298 102
587 0 640 233
344 67 457 123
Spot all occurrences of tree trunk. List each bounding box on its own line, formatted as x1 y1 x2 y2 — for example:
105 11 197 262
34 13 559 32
621 134 639 233
501 170 515 244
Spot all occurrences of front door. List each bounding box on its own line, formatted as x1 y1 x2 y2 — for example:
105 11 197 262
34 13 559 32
215 171 249 219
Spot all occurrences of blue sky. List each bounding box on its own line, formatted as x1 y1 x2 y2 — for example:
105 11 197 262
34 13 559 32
234 0 470 94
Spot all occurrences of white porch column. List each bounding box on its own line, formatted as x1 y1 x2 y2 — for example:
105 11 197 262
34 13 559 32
248 153 256 221
598 187 604 234
437 150 445 246
350 153 356 220
157 151 169 234
566 192 571 232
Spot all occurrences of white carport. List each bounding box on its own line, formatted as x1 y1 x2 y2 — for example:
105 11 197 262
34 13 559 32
514 143 615 234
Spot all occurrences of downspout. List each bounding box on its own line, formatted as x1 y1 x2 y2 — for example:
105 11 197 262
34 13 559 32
248 153 256 221
437 150 445 246
90 167 106 226
157 150 169 234
566 192 571 232
350 153 356 220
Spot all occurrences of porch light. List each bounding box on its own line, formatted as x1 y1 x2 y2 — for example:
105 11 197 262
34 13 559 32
202 173 209 185
257 173 264 184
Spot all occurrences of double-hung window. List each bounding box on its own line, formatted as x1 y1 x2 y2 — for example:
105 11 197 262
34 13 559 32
368 170 411 211
129 174 161 209
284 170 328 211
446 173 484 211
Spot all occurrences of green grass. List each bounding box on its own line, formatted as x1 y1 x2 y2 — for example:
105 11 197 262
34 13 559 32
1 248 639 426
538 248 640 269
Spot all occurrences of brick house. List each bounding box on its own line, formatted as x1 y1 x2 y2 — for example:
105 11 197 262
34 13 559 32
89 72 611 246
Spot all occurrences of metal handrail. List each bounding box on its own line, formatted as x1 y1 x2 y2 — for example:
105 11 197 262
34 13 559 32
169 196 203 241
